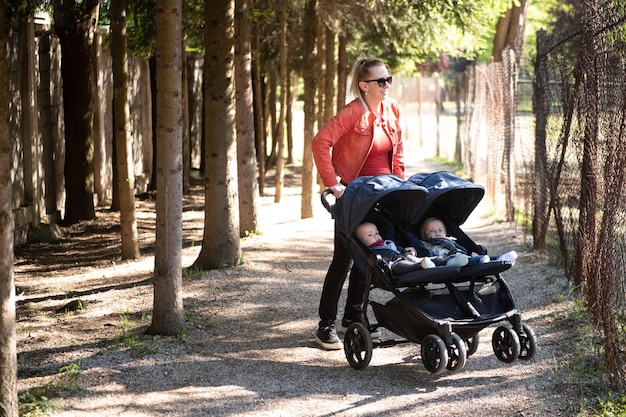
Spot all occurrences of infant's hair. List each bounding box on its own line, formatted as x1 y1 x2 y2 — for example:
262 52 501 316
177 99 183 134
420 217 443 239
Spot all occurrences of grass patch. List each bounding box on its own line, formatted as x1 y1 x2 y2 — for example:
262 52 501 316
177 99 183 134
596 392 626 416
19 361 84 417
551 297 613 414
116 312 158 356
424 156 464 176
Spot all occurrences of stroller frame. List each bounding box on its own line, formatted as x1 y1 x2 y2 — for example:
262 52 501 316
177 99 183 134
323 172 537 374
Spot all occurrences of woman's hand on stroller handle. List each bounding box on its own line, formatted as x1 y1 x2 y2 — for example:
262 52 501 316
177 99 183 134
329 183 346 198
321 183 345 214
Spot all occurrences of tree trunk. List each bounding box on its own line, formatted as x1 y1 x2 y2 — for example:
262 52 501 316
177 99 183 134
315 20 325 130
286 73 298 165
274 2 288 204
53 0 100 225
235 0 260 237
182 48 190 194
111 0 140 260
251 26 265 194
149 55 158 191
193 0 240 270
300 0 317 219
0 3 18 415
323 26 335 123
266 63 277 167
336 19 347 110
492 0 528 63
147 0 185 336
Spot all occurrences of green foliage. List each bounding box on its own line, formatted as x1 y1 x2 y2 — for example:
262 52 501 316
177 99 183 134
552 298 611 410
214 253 245 269
343 0 514 70
19 361 84 416
126 0 156 57
19 389 54 417
522 0 573 69
597 392 626 417
57 362 83 392
514 207 532 232
116 312 157 355
243 229 262 238
6 0 40 20
114 0 202 57
183 264 204 279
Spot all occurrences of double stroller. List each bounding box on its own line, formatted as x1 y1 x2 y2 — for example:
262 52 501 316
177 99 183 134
321 172 537 374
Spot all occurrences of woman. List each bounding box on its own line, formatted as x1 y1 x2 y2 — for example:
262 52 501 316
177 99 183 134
311 58 405 349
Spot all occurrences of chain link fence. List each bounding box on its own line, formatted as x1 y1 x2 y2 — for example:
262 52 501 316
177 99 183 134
528 1 626 390
405 1 626 389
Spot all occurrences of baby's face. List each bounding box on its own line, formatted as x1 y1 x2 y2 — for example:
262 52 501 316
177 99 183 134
423 219 447 239
357 223 381 246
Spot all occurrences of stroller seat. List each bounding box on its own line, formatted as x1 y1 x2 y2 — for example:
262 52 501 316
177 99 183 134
365 252 462 287
391 265 461 286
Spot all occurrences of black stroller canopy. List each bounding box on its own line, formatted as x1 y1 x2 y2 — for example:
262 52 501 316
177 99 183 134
408 171 485 226
335 174 428 237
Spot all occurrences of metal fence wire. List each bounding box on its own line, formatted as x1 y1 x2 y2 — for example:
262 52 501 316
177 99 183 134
390 2 626 387
531 0 626 390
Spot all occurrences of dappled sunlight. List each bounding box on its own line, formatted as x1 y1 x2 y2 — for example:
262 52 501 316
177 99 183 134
14 148 575 416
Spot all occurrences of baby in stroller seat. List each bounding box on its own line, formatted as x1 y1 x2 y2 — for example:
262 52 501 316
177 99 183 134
420 217 518 266
356 222 436 275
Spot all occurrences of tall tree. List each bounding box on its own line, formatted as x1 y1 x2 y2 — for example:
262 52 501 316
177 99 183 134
193 0 240 269
0 2 17 414
251 25 266 195
273 0 288 203
323 25 335 123
111 0 140 259
235 0 260 237
492 0 529 62
52 0 100 225
147 0 185 336
300 0 317 219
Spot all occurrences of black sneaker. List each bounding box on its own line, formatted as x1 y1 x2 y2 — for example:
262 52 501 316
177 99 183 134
315 323 342 350
340 318 381 339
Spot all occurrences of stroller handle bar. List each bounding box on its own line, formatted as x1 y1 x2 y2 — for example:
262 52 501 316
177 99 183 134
321 189 335 215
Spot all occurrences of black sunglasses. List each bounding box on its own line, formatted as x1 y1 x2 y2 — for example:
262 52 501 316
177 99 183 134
363 76 393 88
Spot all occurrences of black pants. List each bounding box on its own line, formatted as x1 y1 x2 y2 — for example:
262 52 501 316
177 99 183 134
317 222 364 326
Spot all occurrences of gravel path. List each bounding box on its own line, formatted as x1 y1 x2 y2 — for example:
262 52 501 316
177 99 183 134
16 156 581 417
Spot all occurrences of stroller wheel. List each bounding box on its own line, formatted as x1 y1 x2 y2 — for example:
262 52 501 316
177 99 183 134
446 333 467 373
465 334 480 356
420 334 448 375
492 325 520 363
517 323 537 361
343 323 373 370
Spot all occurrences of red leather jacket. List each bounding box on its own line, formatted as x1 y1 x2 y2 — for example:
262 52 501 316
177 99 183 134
312 98 404 187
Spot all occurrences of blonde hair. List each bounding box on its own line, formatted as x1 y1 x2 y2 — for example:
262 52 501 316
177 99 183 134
420 217 444 240
349 58 386 100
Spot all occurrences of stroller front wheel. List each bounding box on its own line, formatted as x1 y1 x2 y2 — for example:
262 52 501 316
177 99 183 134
492 325 521 363
343 323 373 370
465 334 480 356
517 323 537 361
421 334 448 375
446 333 467 373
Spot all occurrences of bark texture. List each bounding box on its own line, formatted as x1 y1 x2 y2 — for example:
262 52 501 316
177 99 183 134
148 0 185 336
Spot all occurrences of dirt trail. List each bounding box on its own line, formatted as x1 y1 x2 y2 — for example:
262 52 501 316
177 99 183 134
15 147 579 416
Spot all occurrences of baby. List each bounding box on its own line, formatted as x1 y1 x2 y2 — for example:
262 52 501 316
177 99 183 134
356 222 435 275
420 217 518 266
